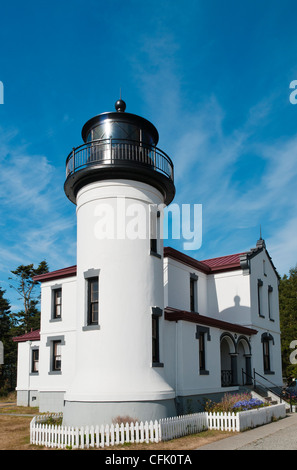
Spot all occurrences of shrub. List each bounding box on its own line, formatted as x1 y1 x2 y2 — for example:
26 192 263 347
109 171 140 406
205 392 251 412
112 415 138 425
42 415 63 425
205 392 268 413
232 397 267 412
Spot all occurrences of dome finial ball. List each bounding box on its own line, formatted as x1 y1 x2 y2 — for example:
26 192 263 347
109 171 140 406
115 99 126 112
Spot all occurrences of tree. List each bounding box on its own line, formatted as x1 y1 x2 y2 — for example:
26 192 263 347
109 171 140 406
9 261 49 334
279 265 297 382
0 287 11 340
0 287 15 392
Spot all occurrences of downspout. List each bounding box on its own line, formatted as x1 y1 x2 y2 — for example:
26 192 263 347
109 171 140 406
27 341 32 407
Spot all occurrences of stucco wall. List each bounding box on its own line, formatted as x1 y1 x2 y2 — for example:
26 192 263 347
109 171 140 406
164 257 208 314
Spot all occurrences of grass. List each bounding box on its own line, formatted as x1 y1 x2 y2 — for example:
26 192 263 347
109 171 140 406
0 392 233 450
0 414 36 450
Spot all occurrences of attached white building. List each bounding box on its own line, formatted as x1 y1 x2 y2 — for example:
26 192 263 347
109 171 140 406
13 100 283 426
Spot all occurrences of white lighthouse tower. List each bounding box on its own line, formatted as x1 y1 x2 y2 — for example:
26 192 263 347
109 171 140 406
63 99 176 426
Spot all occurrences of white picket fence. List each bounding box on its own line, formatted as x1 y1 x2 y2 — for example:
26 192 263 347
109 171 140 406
30 403 287 449
207 411 239 432
30 411 239 449
160 412 209 441
30 416 161 449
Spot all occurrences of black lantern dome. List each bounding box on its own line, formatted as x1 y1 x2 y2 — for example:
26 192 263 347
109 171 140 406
64 100 175 205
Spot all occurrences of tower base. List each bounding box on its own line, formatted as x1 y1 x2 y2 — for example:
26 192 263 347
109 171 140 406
62 398 177 427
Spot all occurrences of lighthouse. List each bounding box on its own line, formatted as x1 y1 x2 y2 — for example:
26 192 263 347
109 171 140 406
62 99 176 426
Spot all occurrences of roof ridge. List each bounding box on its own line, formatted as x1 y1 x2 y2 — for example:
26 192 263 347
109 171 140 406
201 252 245 263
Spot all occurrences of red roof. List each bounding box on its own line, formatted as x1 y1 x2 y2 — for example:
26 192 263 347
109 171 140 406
201 253 245 272
164 247 211 273
165 307 258 336
33 265 77 282
164 247 244 274
13 329 40 343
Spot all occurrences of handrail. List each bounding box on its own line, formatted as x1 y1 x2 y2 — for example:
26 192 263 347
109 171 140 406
254 369 286 399
242 368 293 411
65 138 174 182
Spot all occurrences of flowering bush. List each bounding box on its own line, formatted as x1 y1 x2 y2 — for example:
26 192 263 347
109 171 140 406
232 397 267 412
205 392 269 413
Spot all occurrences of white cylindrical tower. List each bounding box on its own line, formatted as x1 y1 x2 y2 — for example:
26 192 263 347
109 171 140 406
63 100 176 426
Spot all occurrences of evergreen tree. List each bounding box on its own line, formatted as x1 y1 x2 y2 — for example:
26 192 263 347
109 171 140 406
0 287 15 392
279 265 297 382
9 261 49 334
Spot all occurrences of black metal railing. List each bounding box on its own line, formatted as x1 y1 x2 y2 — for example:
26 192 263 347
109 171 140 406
221 369 233 387
65 138 174 182
241 368 294 410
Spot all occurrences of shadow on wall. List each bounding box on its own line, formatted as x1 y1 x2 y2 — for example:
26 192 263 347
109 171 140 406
207 279 250 324
219 295 251 324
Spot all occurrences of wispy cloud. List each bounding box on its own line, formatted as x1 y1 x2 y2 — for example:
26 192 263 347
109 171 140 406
268 217 297 275
0 128 76 280
129 30 296 274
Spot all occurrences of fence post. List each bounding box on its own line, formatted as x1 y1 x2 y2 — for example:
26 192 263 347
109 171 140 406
105 424 110 447
110 424 115 445
138 421 143 442
130 422 135 443
95 425 99 448
80 426 84 449
90 425 95 447
135 421 139 443
144 421 149 443
74 427 79 449
125 422 130 443
100 424 105 448
120 423 125 445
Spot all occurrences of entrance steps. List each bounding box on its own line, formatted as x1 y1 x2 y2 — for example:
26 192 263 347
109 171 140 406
239 385 291 411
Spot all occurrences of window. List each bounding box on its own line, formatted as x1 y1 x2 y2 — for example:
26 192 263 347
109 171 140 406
83 269 100 330
52 341 61 372
199 333 206 371
46 335 65 374
87 277 99 325
31 349 39 373
150 207 161 257
268 285 273 321
53 288 62 319
257 279 264 317
196 326 210 375
51 285 62 321
261 333 274 374
263 339 270 372
152 316 159 363
150 237 157 254
190 274 198 312
151 307 163 367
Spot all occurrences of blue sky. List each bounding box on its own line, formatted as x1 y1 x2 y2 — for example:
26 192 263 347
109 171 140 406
1 0 297 310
